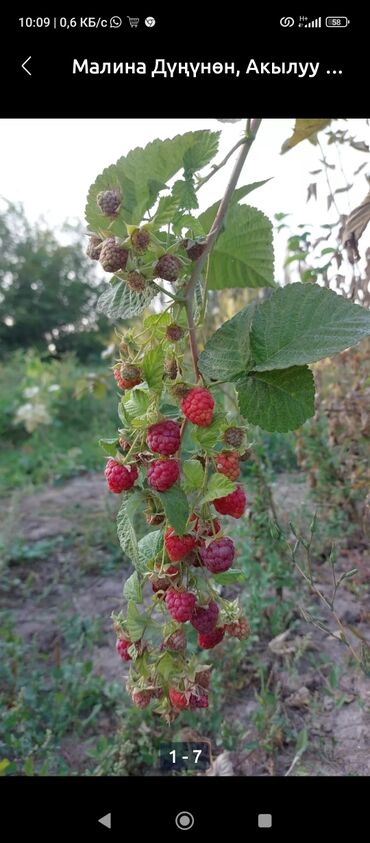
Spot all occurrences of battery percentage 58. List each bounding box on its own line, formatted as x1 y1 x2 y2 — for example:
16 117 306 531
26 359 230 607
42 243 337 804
325 17 350 27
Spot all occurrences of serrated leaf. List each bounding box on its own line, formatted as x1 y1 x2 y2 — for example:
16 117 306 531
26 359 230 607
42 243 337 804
97 280 157 320
183 460 204 490
199 303 255 381
117 491 144 568
183 130 220 176
142 347 165 391
153 194 182 227
123 571 143 603
191 415 224 451
171 179 198 211
122 388 150 422
201 474 236 503
212 569 246 584
156 651 180 681
236 366 315 432
126 601 147 642
281 119 331 154
99 437 119 456
250 283 370 371
85 130 217 230
173 213 205 237
157 486 189 535
138 530 163 567
144 311 172 331
207 204 275 290
198 182 271 235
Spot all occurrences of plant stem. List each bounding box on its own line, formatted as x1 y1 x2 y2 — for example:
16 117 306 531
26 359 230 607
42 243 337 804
151 281 178 300
184 119 262 379
195 137 247 192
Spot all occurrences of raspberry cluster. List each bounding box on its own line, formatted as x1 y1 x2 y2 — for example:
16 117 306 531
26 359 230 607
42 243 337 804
90 186 252 720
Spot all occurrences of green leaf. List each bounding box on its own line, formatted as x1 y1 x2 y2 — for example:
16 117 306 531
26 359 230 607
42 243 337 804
207 204 275 290
99 437 119 456
156 651 180 681
281 119 331 154
171 179 198 211
0 759 11 776
198 182 271 234
144 311 172 332
183 131 220 176
123 571 143 603
191 415 224 451
201 474 236 503
212 569 246 585
236 366 315 432
152 194 182 227
172 213 205 238
117 491 144 568
126 601 147 642
138 530 163 567
250 283 370 371
97 280 157 320
183 460 204 490
85 130 217 230
122 387 150 423
142 347 164 391
199 303 255 381
157 486 190 535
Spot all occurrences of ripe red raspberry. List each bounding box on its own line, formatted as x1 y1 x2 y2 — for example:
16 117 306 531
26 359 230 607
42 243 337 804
225 617 251 640
191 601 219 634
198 627 225 649
126 271 147 293
223 427 244 448
161 628 187 651
117 364 143 390
131 227 150 254
181 387 215 427
147 420 181 456
86 235 103 260
97 189 121 217
216 451 240 481
147 459 179 491
199 537 235 573
213 485 247 518
165 588 196 622
155 254 181 283
166 323 184 342
105 459 138 493
169 688 190 709
131 689 153 708
116 638 132 661
99 238 129 272
164 527 197 561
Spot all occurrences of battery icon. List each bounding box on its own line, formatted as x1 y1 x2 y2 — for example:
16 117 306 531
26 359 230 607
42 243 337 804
325 16 350 27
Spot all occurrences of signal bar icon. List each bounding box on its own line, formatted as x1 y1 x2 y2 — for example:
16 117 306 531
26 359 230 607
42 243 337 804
299 17 322 27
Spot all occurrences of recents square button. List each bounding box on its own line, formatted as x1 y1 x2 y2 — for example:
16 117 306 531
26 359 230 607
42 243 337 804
258 814 272 828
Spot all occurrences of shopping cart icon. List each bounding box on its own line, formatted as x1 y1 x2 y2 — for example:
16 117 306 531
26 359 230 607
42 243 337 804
127 17 140 27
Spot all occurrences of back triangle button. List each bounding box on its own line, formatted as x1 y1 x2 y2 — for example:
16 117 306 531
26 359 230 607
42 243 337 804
98 814 111 829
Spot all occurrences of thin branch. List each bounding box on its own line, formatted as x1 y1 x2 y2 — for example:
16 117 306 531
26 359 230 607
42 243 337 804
185 119 262 378
195 137 247 192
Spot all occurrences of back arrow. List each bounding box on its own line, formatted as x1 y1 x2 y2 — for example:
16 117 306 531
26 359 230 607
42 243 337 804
22 56 32 76
98 814 111 829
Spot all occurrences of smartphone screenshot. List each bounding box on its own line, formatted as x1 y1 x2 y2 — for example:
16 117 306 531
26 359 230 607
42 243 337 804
1 8 369 838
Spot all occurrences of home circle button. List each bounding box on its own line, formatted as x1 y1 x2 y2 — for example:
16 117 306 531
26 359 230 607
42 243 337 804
175 812 195 830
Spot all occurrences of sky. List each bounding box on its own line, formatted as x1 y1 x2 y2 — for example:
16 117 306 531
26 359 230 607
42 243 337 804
0 117 369 280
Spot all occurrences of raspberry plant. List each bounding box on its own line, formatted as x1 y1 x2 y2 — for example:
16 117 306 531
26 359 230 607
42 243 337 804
85 120 370 720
